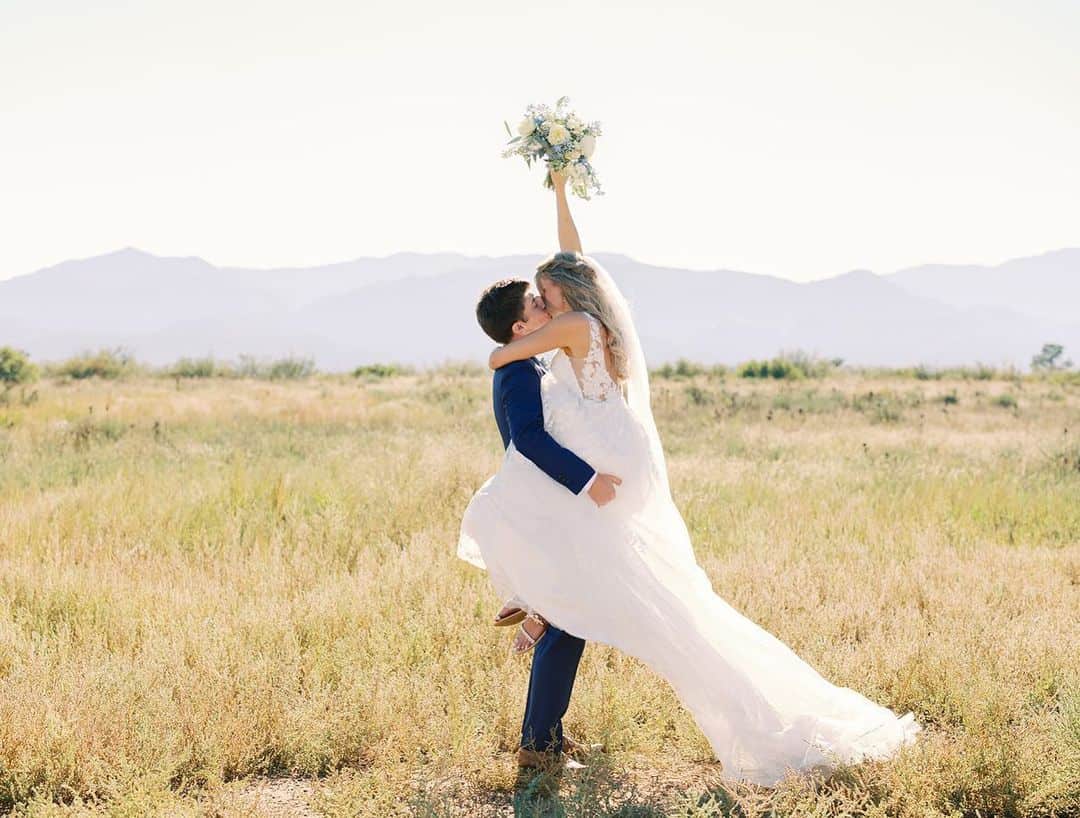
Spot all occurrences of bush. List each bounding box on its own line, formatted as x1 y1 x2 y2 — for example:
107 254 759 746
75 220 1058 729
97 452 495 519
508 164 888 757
655 359 705 379
653 360 727 379
993 393 1019 410
738 358 802 380
779 349 835 378
169 357 220 379
738 350 834 380
267 357 316 380
235 355 316 380
0 347 38 388
50 348 136 380
353 363 413 379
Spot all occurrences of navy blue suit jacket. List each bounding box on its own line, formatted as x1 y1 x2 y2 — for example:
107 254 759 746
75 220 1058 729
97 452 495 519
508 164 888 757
492 357 595 494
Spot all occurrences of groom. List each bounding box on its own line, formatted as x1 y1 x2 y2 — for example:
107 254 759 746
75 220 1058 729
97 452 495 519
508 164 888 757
475 278 618 770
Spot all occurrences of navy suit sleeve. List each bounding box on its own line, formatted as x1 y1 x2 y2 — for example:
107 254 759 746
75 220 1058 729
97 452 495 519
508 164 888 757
501 363 596 495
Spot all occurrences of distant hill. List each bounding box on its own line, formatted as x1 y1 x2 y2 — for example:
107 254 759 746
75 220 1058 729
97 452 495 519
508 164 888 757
886 249 1080 325
1 246 1077 370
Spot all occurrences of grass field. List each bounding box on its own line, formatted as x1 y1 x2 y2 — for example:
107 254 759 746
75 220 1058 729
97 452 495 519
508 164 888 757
0 367 1077 817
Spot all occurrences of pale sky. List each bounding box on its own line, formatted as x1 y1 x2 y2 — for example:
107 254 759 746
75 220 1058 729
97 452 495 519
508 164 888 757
1 0 1077 282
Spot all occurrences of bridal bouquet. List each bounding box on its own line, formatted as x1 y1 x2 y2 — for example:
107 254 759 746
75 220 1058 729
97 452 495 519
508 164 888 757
502 96 604 200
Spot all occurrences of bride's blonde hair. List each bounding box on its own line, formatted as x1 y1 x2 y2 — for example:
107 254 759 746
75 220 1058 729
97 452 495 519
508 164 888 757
535 252 628 381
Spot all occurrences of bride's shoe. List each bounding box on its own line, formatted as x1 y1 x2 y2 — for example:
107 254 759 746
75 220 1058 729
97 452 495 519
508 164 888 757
512 613 548 654
493 602 527 627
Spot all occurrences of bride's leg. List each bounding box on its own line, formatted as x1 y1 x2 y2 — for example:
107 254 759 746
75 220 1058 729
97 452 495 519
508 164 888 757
513 611 549 653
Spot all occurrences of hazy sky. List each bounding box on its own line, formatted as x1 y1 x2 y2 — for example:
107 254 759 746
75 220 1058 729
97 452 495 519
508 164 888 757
2 0 1077 282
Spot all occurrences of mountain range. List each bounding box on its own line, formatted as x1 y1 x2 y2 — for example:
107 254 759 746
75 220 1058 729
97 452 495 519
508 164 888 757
1 247 1077 370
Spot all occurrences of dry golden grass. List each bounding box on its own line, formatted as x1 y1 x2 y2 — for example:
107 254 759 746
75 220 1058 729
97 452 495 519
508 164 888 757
0 370 1077 817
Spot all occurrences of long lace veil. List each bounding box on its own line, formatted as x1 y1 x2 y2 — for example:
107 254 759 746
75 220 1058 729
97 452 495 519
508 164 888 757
581 254 671 495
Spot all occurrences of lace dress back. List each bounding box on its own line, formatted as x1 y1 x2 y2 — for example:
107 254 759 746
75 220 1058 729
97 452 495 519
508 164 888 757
565 312 620 402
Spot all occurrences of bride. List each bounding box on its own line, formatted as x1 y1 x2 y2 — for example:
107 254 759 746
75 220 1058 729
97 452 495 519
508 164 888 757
457 169 922 787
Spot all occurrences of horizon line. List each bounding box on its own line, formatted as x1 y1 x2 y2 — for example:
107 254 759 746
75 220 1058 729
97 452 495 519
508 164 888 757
3 244 1079 286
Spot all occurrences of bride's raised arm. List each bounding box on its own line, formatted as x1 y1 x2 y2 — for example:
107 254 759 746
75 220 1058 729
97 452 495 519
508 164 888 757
489 312 590 370
550 169 583 254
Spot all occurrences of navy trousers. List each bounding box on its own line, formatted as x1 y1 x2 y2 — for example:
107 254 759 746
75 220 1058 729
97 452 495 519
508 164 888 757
520 624 586 753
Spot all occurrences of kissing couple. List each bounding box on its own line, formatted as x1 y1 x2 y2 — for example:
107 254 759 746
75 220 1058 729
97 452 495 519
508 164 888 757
457 169 922 787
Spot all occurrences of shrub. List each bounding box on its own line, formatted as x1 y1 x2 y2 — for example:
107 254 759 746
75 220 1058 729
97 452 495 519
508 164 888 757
738 358 802 380
51 348 135 380
993 393 1019 410
734 358 803 380
653 360 727 379
354 363 412 379
656 359 704 379
169 357 220 379
0 347 38 388
267 357 315 380
778 349 835 378
738 350 834 380
235 355 316 380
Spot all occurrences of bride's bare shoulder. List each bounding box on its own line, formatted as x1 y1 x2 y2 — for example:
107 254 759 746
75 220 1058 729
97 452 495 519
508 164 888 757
560 311 605 340
552 311 590 327
548 312 593 357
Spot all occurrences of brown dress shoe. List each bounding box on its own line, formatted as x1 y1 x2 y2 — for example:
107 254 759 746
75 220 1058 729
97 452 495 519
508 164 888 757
516 747 585 771
561 735 605 760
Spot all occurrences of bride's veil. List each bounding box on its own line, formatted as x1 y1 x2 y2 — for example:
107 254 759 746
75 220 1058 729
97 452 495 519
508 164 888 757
581 254 671 495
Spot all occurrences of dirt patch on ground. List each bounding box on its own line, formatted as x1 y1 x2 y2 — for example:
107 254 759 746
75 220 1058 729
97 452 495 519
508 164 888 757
231 777 319 817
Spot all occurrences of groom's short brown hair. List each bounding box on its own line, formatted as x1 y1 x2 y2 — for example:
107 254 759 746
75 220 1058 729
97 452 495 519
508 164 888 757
476 279 529 344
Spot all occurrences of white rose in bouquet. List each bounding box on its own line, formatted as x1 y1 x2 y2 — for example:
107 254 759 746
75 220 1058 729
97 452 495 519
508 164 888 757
546 123 570 145
517 117 536 137
579 134 596 158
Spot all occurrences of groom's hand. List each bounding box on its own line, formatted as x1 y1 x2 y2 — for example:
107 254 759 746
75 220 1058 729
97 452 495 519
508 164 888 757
588 473 622 507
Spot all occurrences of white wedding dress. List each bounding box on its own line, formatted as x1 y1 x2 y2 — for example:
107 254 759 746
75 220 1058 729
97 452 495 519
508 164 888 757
459 306 922 787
